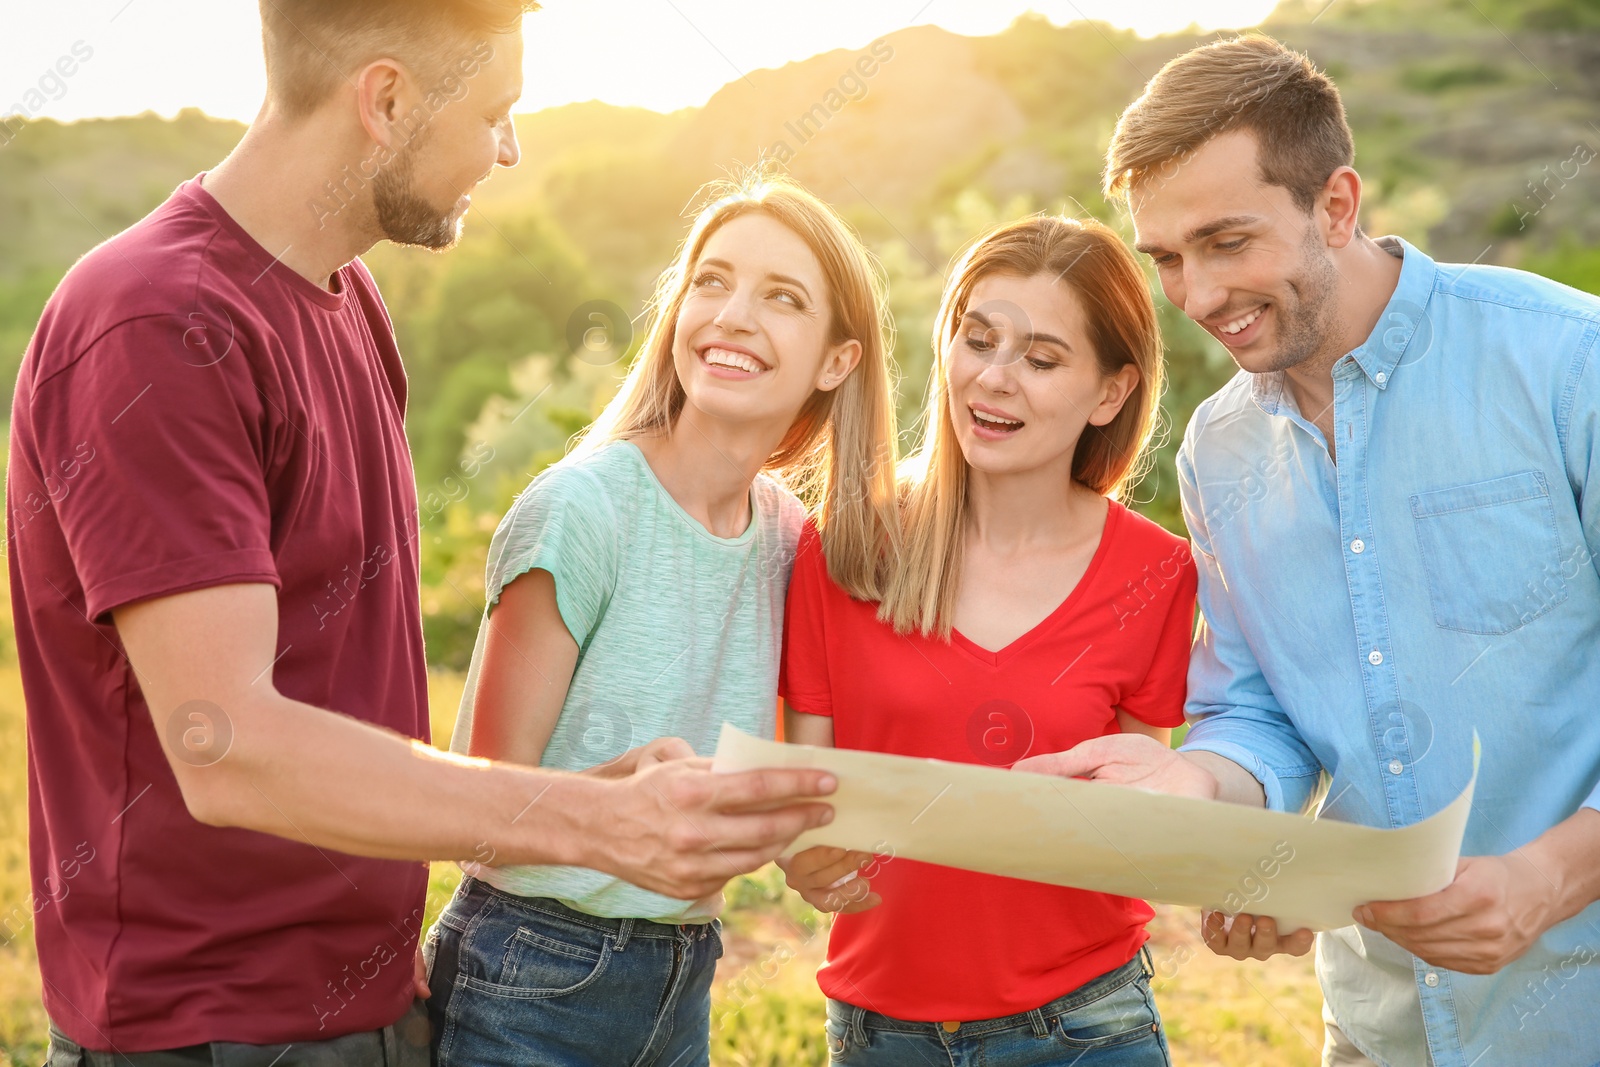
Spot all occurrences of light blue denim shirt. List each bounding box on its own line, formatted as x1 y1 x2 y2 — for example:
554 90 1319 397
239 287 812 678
1178 236 1600 1067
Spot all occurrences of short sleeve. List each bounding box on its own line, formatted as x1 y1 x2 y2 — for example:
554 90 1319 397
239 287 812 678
26 318 279 624
485 462 618 647
778 521 834 717
1117 540 1198 728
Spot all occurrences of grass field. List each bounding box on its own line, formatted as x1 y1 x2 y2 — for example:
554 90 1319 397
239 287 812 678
0 661 1325 1064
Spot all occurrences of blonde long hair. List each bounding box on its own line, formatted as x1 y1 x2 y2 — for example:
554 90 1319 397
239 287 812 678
878 215 1164 637
575 170 898 599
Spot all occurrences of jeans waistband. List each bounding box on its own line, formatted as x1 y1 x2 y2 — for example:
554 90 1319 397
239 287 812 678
830 948 1153 1041
456 876 716 949
47 999 431 1066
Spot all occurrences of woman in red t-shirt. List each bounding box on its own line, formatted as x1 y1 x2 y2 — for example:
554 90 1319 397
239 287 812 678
777 215 1196 1066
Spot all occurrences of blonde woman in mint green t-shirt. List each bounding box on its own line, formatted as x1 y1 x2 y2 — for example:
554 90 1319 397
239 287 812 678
421 172 900 1067
451 438 805 920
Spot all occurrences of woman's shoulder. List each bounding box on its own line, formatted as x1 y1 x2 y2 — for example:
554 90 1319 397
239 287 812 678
493 447 635 551
1102 501 1197 594
753 471 807 545
1108 500 1191 559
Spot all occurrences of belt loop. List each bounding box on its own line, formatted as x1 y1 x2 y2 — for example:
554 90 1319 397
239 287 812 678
382 1016 400 1067
1027 1007 1049 1038
849 1003 868 1047
614 917 634 951
1139 944 1156 979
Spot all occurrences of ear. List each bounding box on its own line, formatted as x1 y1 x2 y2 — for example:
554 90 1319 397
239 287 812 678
1321 165 1363 250
353 58 410 148
814 337 863 393
1087 363 1141 428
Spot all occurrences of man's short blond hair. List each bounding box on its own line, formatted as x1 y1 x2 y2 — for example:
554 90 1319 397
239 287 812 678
260 0 539 119
1103 35 1354 213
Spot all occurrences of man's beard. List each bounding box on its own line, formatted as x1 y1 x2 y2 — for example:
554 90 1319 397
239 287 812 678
371 138 462 251
1260 226 1340 374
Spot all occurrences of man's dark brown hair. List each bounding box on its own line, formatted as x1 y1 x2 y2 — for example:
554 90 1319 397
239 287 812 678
1103 34 1355 213
260 0 540 118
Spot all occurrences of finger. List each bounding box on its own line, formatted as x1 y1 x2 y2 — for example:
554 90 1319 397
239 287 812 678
1252 916 1285 959
815 861 874 892
696 804 835 853
646 737 696 762
817 876 874 911
1201 909 1229 954
1360 888 1476 934
651 846 789 897
1281 926 1315 956
412 950 431 1000
786 846 848 875
1012 735 1158 779
1224 913 1260 958
712 768 840 810
839 892 883 914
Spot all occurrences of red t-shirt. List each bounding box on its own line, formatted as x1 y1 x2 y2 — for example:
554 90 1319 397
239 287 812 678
779 502 1197 1021
7 175 430 1049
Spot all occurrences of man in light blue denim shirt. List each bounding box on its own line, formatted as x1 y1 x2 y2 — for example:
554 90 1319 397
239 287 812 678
1035 35 1600 1067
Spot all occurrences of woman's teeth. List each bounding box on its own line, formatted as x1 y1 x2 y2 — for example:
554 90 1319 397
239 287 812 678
1219 306 1265 335
703 347 765 373
973 409 1022 430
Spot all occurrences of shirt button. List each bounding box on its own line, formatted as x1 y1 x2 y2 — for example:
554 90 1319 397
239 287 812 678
1368 649 1383 665
1424 972 1439 987
1350 538 1366 554
1389 759 1404 775
1375 371 1388 385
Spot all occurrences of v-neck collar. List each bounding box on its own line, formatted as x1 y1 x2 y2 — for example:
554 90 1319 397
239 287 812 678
948 500 1123 667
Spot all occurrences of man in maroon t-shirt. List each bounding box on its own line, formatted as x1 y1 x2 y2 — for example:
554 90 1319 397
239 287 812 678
9 2 836 1059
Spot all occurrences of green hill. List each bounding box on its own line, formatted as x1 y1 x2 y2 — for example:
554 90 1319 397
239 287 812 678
2 2 1598 665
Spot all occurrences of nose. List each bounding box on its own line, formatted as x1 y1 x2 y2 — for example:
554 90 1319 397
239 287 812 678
496 119 520 169
712 288 758 333
974 354 1017 394
1181 260 1227 323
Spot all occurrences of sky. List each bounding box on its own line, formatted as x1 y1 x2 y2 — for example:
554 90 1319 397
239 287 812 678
3 0 1284 124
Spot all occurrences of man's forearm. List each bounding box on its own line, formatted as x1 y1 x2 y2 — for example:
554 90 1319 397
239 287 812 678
1525 806 1600 927
191 692 599 869
1185 751 1268 807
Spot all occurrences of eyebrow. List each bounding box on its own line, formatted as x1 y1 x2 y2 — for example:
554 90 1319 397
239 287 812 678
1134 214 1265 255
964 309 1071 352
698 258 813 300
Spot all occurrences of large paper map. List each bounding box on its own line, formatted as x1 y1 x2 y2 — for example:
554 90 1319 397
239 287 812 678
713 725 1477 931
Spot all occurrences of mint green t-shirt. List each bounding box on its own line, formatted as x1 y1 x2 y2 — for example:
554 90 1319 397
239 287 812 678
449 440 804 921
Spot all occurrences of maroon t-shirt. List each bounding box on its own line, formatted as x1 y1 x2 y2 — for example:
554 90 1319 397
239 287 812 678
7 175 430 1049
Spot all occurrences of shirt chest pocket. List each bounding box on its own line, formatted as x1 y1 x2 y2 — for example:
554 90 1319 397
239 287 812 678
1410 470 1564 635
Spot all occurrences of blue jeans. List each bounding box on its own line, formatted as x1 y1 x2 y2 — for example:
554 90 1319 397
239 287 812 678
824 951 1171 1066
424 877 722 1067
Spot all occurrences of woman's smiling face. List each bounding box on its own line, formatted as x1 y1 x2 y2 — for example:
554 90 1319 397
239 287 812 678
672 211 856 429
946 271 1138 479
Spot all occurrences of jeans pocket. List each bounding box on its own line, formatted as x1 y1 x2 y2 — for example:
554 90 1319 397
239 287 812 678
1054 973 1161 1051
822 1008 851 1061
1411 470 1565 635
463 913 612 999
